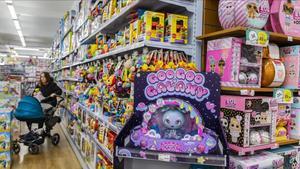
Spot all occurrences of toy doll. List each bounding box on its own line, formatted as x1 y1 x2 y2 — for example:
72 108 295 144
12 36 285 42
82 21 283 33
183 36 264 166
162 108 185 140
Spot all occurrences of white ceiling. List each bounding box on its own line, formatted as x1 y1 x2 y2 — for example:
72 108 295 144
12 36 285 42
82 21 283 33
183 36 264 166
0 0 76 57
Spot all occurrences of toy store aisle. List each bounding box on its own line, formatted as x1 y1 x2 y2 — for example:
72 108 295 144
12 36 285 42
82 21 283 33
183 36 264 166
11 124 81 169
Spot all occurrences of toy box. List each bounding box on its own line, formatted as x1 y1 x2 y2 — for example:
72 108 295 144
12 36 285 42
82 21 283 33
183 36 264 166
139 11 165 42
269 0 300 37
290 99 300 139
221 95 277 153
267 146 299 169
165 13 188 44
229 151 284 169
0 152 10 169
130 19 142 44
218 0 270 29
115 69 228 167
281 45 300 89
275 103 292 142
206 37 263 88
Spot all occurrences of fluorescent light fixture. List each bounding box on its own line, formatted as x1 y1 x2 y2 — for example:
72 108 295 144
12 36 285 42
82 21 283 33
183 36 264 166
5 0 13 4
13 20 21 30
14 47 40 51
7 4 17 20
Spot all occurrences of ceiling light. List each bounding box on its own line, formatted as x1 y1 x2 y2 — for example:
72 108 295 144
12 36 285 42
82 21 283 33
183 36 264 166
7 4 17 20
14 47 40 51
13 20 21 30
5 0 13 4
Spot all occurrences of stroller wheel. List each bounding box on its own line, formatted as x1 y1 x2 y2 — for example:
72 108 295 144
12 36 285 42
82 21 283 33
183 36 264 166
12 142 20 154
28 144 39 154
51 133 60 146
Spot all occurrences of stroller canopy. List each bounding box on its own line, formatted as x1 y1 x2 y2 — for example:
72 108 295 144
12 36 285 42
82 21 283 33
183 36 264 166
14 96 44 121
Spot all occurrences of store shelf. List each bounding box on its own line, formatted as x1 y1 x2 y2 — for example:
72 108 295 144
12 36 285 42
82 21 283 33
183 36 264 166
116 147 227 166
81 0 194 44
78 103 120 133
69 41 193 68
60 123 90 169
276 139 300 146
63 26 73 40
197 26 300 46
221 87 273 96
58 77 81 82
86 132 113 162
250 123 272 128
75 17 88 32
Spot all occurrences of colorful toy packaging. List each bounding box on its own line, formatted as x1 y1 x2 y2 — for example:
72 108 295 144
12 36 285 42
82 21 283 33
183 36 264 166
269 0 300 37
164 13 188 44
140 11 165 42
206 37 263 88
0 152 10 169
281 45 300 89
116 69 228 167
267 146 299 169
218 0 270 29
229 151 284 169
221 95 277 153
290 97 300 139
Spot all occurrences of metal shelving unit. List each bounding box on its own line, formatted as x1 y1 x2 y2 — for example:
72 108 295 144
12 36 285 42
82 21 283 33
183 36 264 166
51 0 207 169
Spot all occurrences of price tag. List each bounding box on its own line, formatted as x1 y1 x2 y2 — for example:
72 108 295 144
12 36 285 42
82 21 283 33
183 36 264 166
288 36 293 42
283 89 293 103
246 29 269 47
158 154 170 162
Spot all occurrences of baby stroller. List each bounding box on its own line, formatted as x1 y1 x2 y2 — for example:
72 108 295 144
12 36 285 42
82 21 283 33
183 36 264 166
12 95 64 154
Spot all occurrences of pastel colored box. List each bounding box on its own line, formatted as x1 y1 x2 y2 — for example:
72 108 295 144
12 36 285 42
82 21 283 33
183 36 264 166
230 151 284 169
290 100 300 139
206 37 263 88
281 45 300 89
221 95 277 150
267 146 299 169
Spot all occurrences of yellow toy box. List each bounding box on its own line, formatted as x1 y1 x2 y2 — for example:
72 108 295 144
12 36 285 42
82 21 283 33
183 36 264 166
129 19 142 44
165 13 188 44
140 11 165 42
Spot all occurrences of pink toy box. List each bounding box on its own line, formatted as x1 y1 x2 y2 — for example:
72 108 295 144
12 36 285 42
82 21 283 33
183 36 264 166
269 0 300 37
206 37 263 88
229 151 284 169
267 145 299 169
290 98 300 139
280 45 300 89
221 95 278 155
219 0 270 29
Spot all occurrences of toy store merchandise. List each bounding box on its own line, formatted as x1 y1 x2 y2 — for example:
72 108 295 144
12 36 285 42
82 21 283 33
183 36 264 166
115 69 228 167
267 145 299 169
290 98 300 139
206 37 263 88
229 151 284 169
281 45 300 89
220 95 277 154
218 0 270 29
268 0 300 37
261 43 286 87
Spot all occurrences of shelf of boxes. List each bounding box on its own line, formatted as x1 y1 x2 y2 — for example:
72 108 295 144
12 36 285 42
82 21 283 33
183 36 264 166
51 0 204 168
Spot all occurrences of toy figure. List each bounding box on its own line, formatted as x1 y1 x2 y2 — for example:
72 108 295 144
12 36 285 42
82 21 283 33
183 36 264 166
229 116 242 143
218 58 225 76
209 56 216 73
162 108 185 140
247 2 259 19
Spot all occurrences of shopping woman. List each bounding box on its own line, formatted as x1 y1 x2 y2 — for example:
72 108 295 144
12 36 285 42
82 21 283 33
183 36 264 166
33 72 62 110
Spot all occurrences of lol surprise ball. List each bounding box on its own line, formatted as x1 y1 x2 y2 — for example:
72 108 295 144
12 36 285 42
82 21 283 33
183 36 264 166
250 131 262 145
219 0 270 29
162 109 185 140
229 116 242 143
